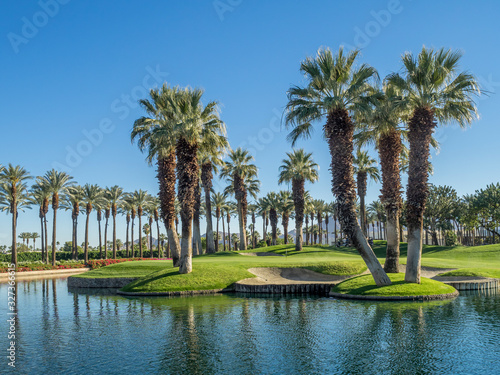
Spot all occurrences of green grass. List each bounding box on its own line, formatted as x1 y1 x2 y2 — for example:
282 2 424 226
75 242 500 294
73 260 171 278
331 273 457 297
438 268 500 279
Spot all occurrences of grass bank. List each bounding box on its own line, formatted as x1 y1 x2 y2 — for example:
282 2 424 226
331 273 457 297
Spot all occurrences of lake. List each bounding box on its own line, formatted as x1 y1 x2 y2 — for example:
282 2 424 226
1 277 499 374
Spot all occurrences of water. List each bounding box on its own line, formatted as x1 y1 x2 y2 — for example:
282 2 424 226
1 277 500 375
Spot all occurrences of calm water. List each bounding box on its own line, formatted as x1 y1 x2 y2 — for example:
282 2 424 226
1 277 500 375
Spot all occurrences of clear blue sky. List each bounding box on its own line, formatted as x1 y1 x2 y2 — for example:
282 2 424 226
1 0 499 247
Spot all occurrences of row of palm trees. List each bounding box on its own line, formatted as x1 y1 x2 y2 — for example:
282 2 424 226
17 232 40 250
0 165 170 266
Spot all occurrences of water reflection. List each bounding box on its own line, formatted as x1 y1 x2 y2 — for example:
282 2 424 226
0 278 499 375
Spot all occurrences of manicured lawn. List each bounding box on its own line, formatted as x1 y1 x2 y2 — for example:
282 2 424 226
331 273 457 297
438 268 500 279
73 260 171 278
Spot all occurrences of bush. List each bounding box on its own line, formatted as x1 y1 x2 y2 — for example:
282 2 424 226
256 240 267 248
444 231 458 246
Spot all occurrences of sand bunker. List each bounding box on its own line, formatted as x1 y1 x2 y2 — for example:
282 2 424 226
238 267 352 285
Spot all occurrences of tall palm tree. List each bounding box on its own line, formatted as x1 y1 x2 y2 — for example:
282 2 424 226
248 203 258 248
303 192 313 245
387 47 480 283
37 170 74 265
278 149 319 250
226 201 236 251
0 165 32 266
353 150 380 237
132 84 183 266
312 199 327 245
105 185 124 259
257 198 268 245
354 83 406 272
132 190 149 258
278 191 294 245
65 185 84 260
123 193 137 258
285 47 391 285
120 196 134 257
221 148 259 251
199 144 228 254
31 232 40 251
102 195 111 259
149 196 162 258
148 87 226 273
30 183 50 262
81 184 104 263
368 200 386 240
211 192 228 251
262 192 281 246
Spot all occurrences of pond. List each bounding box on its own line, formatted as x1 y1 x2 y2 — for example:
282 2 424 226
1 277 499 374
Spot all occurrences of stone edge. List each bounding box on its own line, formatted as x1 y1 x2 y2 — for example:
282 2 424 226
116 288 234 296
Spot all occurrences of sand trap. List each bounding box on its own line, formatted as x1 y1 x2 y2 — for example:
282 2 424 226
398 265 456 278
238 267 351 285
239 252 284 257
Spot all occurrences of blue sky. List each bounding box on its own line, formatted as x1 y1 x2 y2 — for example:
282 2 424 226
1 0 499 247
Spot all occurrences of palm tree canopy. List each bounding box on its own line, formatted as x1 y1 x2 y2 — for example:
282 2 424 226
81 184 105 214
278 149 319 185
285 47 379 146
353 150 380 182
220 148 258 182
386 46 481 127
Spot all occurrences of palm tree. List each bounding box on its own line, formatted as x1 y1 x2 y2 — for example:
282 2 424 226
312 199 327 245
120 196 134 257
31 232 40 251
155 87 226 273
143 223 151 251
354 83 406 272
105 185 124 259
211 192 227 251
30 183 51 263
257 198 268 245
262 192 281 246
353 150 380 237
65 185 84 260
0 165 32 266
221 148 259 251
387 47 480 283
226 201 236 251
278 149 319 250
149 196 162 258
132 190 149 258
303 192 313 245
285 47 391 285
132 84 183 266
368 200 386 240
37 170 74 265
102 195 111 259
81 184 104 263
278 191 294 245
248 203 258 248
192 181 203 256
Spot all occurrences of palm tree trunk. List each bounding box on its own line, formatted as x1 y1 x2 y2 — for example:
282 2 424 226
379 129 402 273
150 218 153 258
104 217 108 259
40 216 45 263
44 216 49 263
236 200 247 250
130 217 134 258
157 154 181 266
74 216 78 260
138 215 143 258
326 108 391 286
176 138 198 274
305 215 309 246
156 220 161 258
98 214 102 259
262 212 266 244
227 214 231 251
52 208 57 266
11 205 17 266
193 185 202 256
292 179 304 251
270 209 277 246
125 219 130 257
216 214 220 251
201 163 215 254
112 214 117 259
84 213 90 263
405 107 436 283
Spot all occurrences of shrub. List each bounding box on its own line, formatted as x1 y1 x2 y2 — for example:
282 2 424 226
444 230 458 246
256 240 267 248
